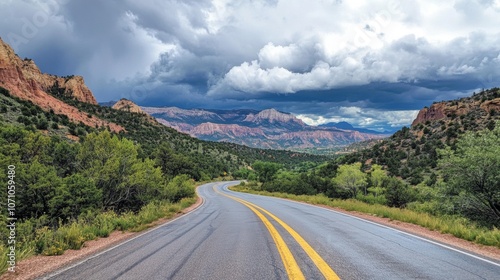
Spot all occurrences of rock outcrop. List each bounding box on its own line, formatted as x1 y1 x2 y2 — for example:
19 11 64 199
411 103 447 126
411 90 500 127
0 37 123 132
112 98 144 114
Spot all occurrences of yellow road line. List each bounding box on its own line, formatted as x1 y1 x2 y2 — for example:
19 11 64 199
213 186 305 280
215 185 340 280
247 202 340 280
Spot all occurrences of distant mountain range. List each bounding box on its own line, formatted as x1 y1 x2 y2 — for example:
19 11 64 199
318 121 395 134
142 107 389 150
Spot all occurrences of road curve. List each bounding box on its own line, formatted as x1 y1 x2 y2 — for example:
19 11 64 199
42 181 500 280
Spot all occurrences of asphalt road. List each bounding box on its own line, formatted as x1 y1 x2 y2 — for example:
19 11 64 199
42 181 500 280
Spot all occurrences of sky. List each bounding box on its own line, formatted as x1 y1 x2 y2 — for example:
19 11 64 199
1 0 500 132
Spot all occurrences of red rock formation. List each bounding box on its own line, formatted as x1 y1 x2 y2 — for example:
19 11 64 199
0 37 123 132
112 98 144 114
411 103 447 126
481 99 500 113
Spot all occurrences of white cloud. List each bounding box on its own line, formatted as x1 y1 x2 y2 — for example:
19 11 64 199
297 107 419 129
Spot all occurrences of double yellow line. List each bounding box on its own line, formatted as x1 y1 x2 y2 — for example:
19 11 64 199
214 185 340 280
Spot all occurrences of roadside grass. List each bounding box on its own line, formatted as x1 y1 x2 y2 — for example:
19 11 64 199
0 197 197 275
231 184 500 249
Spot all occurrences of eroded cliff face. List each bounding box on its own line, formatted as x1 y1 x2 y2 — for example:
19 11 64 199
0 38 96 104
411 90 500 127
0 37 123 132
411 103 448 126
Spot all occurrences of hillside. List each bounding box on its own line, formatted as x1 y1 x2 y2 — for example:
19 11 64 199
143 107 388 151
339 88 500 184
0 38 327 177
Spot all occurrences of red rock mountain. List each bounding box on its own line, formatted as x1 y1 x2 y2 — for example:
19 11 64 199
412 92 500 126
0 37 123 132
142 106 388 150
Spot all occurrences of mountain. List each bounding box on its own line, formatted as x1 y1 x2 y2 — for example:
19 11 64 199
142 107 388 151
0 37 123 132
319 121 354 130
318 121 391 134
339 88 500 185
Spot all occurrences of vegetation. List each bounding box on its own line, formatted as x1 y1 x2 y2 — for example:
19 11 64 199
339 88 500 185
438 123 500 226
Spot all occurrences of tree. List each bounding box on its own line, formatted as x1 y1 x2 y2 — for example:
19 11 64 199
385 177 412 208
438 121 500 226
77 131 140 210
252 161 281 183
164 174 195 202
49 174 102 220
332 163 367 198
17 160 62 218
154 143 195 179
368 164 388 197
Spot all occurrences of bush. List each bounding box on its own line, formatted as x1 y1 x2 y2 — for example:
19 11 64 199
164 174 195 202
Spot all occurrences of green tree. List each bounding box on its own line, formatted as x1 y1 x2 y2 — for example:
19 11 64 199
51 139 78 177
438 122 500 226
368 164 388 197
17 160 62 218
252 161 281 183
154 143 195 179
332 163 367 198
164 174 195 202
49 174 102 220
385 176 412 208
77 131 141 210
125 158 167 205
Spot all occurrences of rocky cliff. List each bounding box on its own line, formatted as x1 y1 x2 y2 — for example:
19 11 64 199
411 89 500 127
0 37 123 132
0 38 96 104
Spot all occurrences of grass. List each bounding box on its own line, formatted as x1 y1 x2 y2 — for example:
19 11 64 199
231 184 500 248
0 197 197 275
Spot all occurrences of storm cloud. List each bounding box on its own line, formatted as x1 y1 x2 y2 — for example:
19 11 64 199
1 0 499 130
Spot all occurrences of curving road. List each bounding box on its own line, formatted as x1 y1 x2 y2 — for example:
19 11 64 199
42 182 500 280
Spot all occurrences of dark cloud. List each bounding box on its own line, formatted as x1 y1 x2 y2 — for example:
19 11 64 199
1 0 499 131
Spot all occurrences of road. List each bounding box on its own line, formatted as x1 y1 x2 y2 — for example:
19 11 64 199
42 181 500 280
